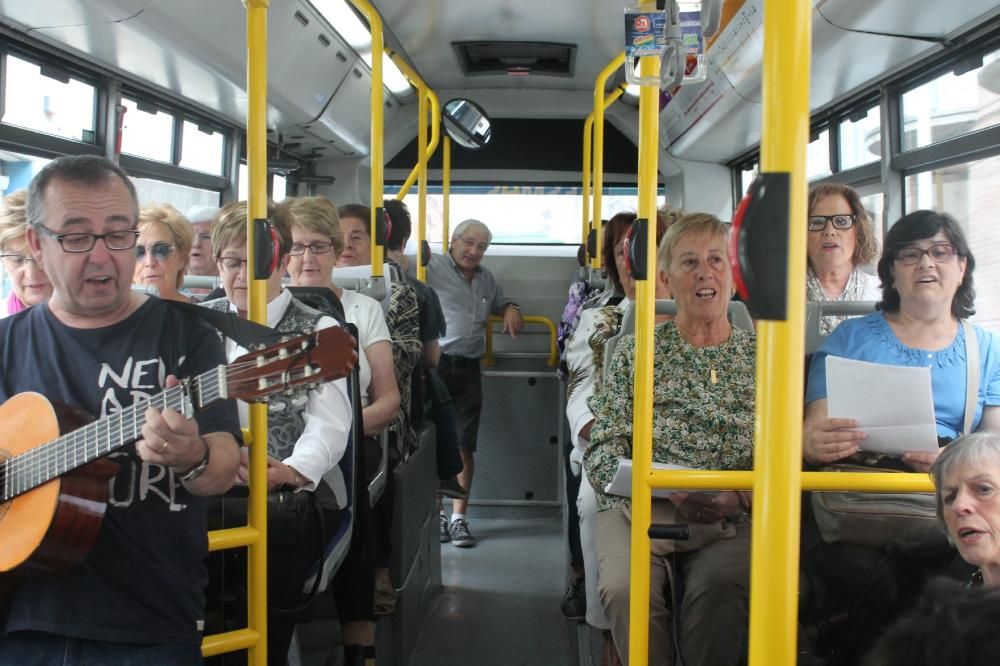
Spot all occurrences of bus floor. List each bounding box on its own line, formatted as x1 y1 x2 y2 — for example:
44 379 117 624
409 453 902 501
408 516 582 666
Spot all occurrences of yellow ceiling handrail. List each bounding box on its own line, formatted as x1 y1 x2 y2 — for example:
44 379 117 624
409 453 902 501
591 52 625 270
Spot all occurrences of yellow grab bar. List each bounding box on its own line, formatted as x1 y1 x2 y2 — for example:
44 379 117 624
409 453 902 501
482 315 558 368
591 52 625 269
646 469 934 493
202 629 262 658
348 0 385 277
442 136 451 254
582 83 628 247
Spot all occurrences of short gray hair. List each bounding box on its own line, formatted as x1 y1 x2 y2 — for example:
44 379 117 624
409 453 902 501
27 155 138 229
931 432 1000 533
452 218 492 244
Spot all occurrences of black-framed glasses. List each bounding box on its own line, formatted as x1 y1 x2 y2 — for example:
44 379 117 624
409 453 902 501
136 241 176 261
289 241 333 256
36 224 140 253
457 235 489 252
895 243 958 266
808 214 855 232
0 253 38 269
216 256 250 272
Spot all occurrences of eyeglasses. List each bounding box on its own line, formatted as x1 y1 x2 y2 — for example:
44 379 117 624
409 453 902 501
894 243 958 266
136 241 176 261
0 253 38 269
457 235 489 253
216 256 250 272
808 215 855 232
36 224 140 253
289 241 333 256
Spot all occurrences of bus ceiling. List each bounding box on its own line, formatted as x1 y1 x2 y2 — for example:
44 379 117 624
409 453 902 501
0 0 997 168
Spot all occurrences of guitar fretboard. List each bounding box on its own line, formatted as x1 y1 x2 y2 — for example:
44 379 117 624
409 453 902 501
1 368 227 502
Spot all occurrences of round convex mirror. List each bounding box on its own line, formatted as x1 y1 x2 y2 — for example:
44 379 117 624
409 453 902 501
442 98 492 149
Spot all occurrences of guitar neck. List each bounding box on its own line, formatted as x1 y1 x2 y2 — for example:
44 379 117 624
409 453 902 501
1 366 228 502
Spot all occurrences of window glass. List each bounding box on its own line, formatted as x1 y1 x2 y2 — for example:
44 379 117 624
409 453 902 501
839 107 881 170
807 130 832 181
120 98 173 162
739 164 758 197
904 155 1000 332
901 49 1000 151
132 176 219 215
1 54 96 142
179 121 225 175
272 174 288 203
238 163 248 201
394 186 660 250
858 190 884 244
0 149 51 196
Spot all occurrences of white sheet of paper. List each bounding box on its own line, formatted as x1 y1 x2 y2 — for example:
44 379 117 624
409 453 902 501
826 356 939 455
604 459 694 498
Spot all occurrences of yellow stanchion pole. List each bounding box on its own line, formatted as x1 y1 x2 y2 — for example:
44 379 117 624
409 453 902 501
442 135 451 254
348 0 385 277
417 90 429 282
582 84 627 254
627 52 660 666
243 2 269 664
748 0 811 663
592 52 625 269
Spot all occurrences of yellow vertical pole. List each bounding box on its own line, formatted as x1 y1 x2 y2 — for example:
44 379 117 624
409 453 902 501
244 2 268 663
748 0 810 664
582 112 593 248
348 0 384 277
416 89 429 282
442 135 451 253
592 52 625 270
627 52 660 666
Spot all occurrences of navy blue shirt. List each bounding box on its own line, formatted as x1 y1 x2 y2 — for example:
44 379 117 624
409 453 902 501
0 297 241 645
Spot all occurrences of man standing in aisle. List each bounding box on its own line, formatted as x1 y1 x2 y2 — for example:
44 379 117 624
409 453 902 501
426 219 522 547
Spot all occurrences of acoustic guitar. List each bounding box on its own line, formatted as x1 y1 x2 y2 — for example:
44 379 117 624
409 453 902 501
0 325 357 603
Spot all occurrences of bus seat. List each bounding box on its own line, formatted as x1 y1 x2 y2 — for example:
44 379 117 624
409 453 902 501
332 263 396 314
804 300 877 354
653 299 755 334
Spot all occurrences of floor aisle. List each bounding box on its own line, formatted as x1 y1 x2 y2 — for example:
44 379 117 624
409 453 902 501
408 517 579 666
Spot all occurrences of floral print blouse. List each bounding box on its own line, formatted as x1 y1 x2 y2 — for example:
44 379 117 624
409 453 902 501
584 321 757 512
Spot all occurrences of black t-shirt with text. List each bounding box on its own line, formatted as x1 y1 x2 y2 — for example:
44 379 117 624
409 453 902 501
0 297 241 645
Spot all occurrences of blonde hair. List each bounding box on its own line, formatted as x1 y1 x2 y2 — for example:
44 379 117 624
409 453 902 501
657 212 729 271
138 203 194 289
211 200 294 259
0 189 29 249
280 196 344 256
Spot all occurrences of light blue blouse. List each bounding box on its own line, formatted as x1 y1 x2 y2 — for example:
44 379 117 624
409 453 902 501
806 311 1000 439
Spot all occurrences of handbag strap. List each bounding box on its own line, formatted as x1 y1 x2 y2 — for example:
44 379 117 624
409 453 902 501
962 319 979 436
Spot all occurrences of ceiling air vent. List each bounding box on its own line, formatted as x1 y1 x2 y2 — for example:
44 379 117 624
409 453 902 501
453 41 576 77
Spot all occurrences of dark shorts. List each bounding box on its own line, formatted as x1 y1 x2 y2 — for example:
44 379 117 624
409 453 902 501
438 354 483 453
0 632 202 666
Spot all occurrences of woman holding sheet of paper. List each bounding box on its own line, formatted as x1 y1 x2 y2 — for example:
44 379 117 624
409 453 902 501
804 209 1000 472
584 213 756 666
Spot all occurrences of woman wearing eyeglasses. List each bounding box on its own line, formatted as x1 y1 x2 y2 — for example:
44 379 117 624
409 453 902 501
805 209 1000 471
806 183 882 334
133 203 195 303
0 189 52 317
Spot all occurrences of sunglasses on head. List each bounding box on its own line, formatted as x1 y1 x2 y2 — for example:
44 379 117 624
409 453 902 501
136 241 176 261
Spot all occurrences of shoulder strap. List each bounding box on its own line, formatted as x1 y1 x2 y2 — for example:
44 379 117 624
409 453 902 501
962 319 979 435
166 299 282 349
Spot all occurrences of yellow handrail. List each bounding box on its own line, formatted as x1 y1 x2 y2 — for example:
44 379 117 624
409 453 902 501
348 0 385 277
645 469 935 493
482 315 558 368
591 52 625 270
442 136 451 254
582 83 628 248
626 51 661 666
202 628 262 658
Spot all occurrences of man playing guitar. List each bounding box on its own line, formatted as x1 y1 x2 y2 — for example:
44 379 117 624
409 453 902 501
0 155 242 663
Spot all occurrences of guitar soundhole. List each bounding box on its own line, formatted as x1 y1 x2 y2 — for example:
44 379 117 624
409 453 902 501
0 448 9 522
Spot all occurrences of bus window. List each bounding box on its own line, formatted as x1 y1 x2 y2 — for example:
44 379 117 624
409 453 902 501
0 150 51 196
120 97 174 163
131 176 219 213
179 121 226 176
905 154 1000 332
901 48 1000 151
1 54 96 143
807 130 832 181
839 106 881 171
